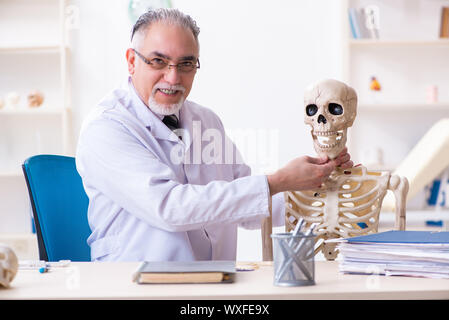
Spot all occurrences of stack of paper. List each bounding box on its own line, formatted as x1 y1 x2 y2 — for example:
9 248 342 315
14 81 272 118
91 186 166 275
335 231 449 279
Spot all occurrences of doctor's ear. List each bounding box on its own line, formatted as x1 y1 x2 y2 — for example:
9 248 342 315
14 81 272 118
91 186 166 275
126 48 136 75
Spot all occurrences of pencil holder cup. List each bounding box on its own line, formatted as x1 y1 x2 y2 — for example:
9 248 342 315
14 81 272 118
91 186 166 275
271 232 315 287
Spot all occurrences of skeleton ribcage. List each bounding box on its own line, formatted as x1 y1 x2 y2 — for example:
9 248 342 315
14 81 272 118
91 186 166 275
284 167 390 256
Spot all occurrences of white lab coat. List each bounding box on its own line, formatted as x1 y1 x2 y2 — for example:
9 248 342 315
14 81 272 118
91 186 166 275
76 77 285 261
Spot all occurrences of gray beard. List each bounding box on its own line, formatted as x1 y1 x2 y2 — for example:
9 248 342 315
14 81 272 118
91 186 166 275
147 95 185 116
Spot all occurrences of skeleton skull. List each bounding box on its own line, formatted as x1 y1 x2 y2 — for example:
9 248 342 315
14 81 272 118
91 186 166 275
304 79 357 159
0 243 18 288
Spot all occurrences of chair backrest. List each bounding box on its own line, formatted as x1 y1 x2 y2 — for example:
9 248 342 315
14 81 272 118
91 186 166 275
22 155 91 261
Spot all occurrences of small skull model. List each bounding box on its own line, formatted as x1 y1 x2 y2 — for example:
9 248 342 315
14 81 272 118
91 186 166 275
27 90 44 108
5 92 20 109
304 79 357 159
0 243 19 288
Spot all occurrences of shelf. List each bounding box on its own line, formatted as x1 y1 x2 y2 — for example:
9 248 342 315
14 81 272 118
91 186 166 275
0 44 67 54
349 39 449 47
358 102 449 112
0 107 68 116
0 171 22 178
0 0 73 240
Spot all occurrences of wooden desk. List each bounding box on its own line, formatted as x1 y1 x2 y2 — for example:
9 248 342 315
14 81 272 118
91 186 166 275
1 261 448 300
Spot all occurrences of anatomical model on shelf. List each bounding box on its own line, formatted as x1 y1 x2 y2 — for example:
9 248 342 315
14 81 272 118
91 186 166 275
27 90 44 108
284 79 409 260
5 92 20 109
369 76 381 91
0 243 18 288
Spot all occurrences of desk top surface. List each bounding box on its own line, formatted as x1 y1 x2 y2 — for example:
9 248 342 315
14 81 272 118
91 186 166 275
1 261 448 300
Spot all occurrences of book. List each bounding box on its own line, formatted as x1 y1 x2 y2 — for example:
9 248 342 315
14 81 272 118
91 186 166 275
349 7 377 39
335 231 449 279
362 6 380 39
348 8 361 39
440 7 449 38
345 230 449 244
356 8 372 39
133 260 236 284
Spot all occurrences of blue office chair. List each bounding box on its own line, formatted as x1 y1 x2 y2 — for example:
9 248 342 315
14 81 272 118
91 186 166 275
22 155 91 261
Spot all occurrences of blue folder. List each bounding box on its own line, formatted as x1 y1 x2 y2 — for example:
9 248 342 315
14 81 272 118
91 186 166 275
346 230 449 244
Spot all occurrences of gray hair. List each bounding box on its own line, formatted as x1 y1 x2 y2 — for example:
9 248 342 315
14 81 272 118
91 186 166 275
131 8 200 44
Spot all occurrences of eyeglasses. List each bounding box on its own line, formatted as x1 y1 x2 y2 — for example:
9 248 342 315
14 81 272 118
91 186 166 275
133 49 200 73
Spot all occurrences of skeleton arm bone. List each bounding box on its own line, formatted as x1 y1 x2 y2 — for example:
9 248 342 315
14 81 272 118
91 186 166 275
387 175 409 230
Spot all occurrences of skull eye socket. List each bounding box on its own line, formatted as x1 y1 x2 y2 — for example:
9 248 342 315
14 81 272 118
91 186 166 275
328 103 343 115
306 104 318 116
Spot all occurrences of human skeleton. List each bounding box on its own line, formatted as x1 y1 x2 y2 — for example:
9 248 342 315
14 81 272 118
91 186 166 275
261 79 409 261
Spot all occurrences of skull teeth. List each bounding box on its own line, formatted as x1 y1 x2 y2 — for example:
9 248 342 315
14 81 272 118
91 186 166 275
314 130 343 148
314 131 340 136
317 138 339 148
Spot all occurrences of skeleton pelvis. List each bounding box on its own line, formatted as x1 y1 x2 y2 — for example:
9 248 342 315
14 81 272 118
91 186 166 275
284 166 390 260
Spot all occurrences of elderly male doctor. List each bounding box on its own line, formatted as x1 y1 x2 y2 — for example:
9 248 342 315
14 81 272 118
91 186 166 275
76 9 353 262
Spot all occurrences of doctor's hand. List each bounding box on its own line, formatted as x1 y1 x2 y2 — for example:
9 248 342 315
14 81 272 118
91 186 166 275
330 147 353 170
267 148 353 196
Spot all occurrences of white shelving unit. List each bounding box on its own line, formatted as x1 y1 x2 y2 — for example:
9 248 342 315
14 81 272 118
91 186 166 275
359 102 449 111
0 0 73 239
348 38 449 47
0 44 65 53
342 0 449 227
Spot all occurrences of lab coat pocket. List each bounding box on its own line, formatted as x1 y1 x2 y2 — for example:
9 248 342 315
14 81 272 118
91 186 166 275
90 235 120 261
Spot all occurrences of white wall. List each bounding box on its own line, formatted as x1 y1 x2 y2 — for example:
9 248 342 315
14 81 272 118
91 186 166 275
67 0 344 261
68 0 131 142
69 0 344 165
